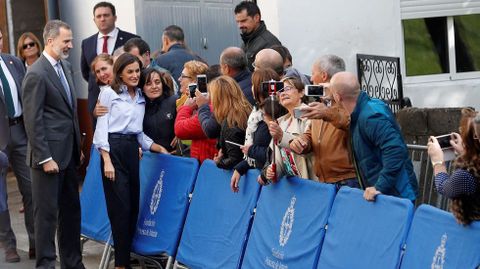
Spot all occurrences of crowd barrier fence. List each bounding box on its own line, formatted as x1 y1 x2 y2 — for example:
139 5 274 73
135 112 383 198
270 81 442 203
80 150 480 269
407 144 454 210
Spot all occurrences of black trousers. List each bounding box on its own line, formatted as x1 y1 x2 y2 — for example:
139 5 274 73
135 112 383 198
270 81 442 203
31 157 84 269
101 134 140 267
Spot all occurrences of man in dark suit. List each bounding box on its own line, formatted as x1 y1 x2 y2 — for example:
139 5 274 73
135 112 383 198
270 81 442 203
80 1 138 124
22 20 85 269
0 29 34 263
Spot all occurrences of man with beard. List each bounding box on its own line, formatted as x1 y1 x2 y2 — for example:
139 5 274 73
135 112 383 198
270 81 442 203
22 20 85 269
234 1 281 71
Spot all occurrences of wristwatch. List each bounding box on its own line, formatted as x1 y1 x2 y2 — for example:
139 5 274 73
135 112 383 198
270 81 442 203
431 160 444 167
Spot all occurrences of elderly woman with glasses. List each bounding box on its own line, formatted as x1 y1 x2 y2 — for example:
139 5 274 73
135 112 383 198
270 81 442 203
16 32 42 68
176 60 207 108
174 60 217 162
261 77 317 184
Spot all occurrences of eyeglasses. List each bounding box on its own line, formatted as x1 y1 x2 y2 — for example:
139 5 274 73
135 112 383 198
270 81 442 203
22 42 36 50
251 62 257 69
278 86 296 93
180 74 192 80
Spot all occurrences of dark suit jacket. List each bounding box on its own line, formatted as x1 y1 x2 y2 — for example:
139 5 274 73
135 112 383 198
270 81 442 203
0 53 26 150
22 55 81 170
80 28 139 114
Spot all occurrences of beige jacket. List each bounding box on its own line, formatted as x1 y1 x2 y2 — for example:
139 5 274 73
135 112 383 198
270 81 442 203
269 106 317 181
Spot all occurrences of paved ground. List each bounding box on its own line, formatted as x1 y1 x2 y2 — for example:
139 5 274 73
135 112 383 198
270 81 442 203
0 172 105 269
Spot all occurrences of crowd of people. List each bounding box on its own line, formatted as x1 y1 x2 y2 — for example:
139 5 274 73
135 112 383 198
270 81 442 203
0 0 478 268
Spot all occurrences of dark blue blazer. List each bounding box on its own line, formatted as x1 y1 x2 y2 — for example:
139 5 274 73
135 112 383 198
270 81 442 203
80 29 139 116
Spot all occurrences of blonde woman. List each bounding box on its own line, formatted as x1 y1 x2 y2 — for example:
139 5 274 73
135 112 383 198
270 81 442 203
16 32 42 67
209 76 252 169
176 60 208 108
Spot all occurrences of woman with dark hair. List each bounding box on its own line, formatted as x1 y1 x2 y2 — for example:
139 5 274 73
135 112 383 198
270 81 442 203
139 68 177 152
17 32 42 67
93 53 168 269
230 68 281 192
428 108 480 225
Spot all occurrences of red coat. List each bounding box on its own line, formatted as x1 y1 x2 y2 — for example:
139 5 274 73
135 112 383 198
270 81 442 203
174 105 218 163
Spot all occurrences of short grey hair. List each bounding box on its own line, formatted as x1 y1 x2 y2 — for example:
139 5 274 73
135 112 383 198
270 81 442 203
43 20 71 44
220 47 247 71
314 55 345 79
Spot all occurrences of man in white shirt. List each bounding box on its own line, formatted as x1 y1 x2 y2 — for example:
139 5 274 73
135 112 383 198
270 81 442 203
23 20 85 269
80 1 139 126
0 29 34 263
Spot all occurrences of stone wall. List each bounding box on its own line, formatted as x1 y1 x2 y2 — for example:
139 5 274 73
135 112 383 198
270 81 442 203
396 107 468 208
397 107 465 146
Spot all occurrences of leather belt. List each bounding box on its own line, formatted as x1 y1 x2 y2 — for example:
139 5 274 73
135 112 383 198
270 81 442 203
8 116 23 126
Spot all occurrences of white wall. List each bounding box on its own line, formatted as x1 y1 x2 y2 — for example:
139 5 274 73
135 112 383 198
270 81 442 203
404 79 480 110
59 0 136 99
258 0 403 75
258 0 480 110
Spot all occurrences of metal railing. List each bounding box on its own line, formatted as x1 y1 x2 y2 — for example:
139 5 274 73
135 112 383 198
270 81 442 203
356 54 407 114
407 144 453 210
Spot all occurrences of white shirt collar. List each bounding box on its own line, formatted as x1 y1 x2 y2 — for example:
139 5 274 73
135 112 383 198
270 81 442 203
98 27 119 40
42 51 60 68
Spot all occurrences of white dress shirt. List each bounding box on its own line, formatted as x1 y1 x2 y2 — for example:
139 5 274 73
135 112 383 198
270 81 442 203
97 27 119 55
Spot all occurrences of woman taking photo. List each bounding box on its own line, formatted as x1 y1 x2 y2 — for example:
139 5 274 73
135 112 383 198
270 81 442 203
263 77 316 183
16 32 42 68
428 108 480 225
93 53 168 269
176 60 208 108
174 62 217 162
140 67 177 153
209 76 252 169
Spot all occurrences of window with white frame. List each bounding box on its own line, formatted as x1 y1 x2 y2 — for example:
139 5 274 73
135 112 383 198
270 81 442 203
400 0 480 80
402 14 480 78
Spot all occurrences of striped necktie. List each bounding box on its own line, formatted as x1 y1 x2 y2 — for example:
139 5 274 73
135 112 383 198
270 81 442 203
55 62 72 106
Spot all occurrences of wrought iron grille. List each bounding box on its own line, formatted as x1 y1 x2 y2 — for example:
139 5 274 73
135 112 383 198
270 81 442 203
356 54 406 114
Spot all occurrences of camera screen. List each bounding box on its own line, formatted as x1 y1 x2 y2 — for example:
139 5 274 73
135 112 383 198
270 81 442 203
436 135 452 149
188 83 197 98
197 75 207 93
305 85 324 96
261 81 284 94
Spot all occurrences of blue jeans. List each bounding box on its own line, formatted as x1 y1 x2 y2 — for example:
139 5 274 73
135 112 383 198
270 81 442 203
334 178 360 191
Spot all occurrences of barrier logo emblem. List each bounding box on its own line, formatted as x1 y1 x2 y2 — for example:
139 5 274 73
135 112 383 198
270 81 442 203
150 170 165 215
431 233 447 269
279 196 296 247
